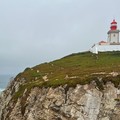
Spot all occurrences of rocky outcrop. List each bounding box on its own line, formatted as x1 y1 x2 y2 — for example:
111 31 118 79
0 79 120 120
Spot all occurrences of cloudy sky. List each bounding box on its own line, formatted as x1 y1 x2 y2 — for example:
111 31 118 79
0 0 120 75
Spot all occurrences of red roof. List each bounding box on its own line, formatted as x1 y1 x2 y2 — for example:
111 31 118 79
99 41 107 43
111 19 117 24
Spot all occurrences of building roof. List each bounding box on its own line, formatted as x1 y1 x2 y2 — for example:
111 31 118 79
111 19 117 24
99 41 107 43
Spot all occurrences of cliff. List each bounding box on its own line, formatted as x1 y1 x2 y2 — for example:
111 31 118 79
0 51 120 120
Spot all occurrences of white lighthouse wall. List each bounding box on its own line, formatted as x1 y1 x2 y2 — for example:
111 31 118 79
90 44 120 54
109 33 119 43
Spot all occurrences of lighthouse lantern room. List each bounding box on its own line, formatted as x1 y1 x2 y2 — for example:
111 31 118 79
107 19 120 44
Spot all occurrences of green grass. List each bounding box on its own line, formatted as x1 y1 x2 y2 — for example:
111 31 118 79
13 51 120 99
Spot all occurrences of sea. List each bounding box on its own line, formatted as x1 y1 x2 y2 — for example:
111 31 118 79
0 75 14 93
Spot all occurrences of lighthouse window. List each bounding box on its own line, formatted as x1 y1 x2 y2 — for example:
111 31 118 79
113 34 115 37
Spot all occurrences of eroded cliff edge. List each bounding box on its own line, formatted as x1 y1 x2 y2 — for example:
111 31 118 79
1 51 120 120
0 79 120 120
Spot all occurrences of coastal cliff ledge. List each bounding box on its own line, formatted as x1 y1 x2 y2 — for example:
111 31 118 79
0 81 120 120
0 51 120 120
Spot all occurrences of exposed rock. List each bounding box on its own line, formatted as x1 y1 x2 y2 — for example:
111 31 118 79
109 72 119 77
42 75 49 81
65 75 79 79
0 79 120 120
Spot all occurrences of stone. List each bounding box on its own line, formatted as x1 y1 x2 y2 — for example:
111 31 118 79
0 79 120 120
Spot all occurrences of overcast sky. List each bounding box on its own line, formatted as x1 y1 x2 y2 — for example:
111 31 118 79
0 0 120 75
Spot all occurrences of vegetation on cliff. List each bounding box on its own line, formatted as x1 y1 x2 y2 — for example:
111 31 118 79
12 51 120 98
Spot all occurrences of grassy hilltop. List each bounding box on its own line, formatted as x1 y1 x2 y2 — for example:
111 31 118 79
15 51 120 91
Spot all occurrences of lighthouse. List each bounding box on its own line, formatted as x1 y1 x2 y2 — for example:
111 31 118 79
90 19 120 54
107 19 120 44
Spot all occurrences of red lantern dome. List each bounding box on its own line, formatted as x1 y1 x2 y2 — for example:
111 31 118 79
110 19 117 30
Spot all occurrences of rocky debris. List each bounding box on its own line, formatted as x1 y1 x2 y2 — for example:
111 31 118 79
42 75 49 81
36 70 39 73
65 75 79 79
92 72 120 77
109 72 119 77
0 80 120 120
92 72 106 75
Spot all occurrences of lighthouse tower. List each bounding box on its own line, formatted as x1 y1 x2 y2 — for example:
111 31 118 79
90 19 120 54
107 19 120 44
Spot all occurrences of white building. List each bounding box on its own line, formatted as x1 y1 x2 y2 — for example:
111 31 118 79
90 19 120 54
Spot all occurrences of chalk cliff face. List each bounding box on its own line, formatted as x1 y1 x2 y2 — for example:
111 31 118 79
0 78 120 120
